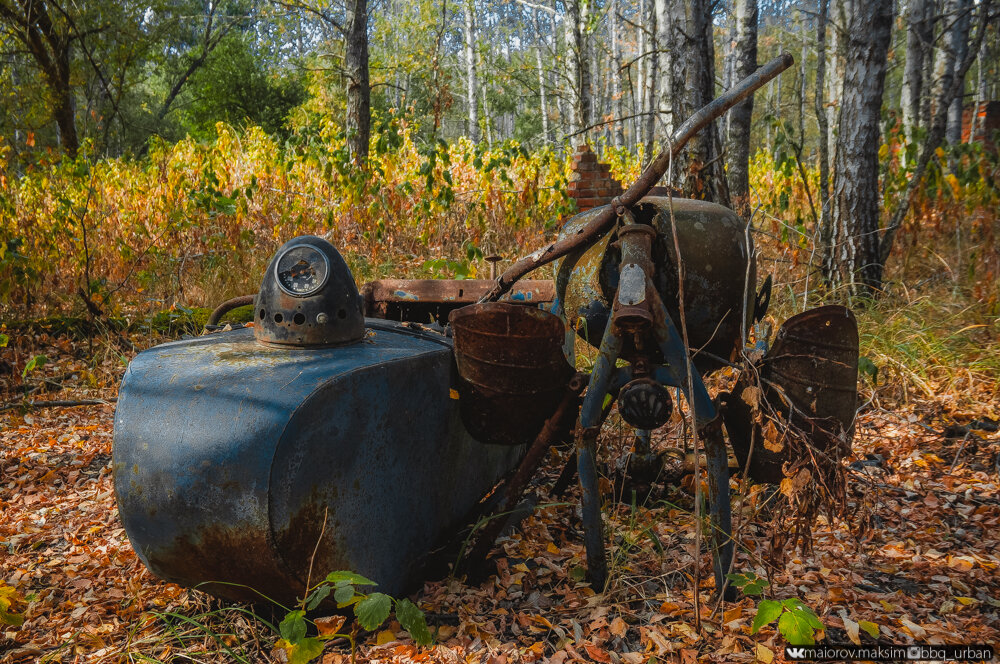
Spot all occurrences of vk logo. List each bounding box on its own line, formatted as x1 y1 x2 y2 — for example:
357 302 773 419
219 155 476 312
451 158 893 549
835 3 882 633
786 647 807 659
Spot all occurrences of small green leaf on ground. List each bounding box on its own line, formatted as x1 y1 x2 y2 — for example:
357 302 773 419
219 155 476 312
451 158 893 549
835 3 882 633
22 354 47 377
305 585 331 610
279 610 307 644
752 599 783 634
325 571 377 587
355 592 392 631
778 609 819 645
395 598 432 645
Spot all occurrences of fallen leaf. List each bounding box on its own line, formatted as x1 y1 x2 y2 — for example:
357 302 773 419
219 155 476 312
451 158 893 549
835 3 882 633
584 644 611 663
840 611 861 646
315 615 346 637
858 621 879 639
899 618 927 639
755 643 774 663
609 617 627 638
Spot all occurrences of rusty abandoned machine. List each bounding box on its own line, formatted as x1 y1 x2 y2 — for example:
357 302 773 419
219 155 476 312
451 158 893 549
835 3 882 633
113 53 860 604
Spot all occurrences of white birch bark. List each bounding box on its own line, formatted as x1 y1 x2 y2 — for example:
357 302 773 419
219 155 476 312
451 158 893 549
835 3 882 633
464 0 479 143
828 0 895 294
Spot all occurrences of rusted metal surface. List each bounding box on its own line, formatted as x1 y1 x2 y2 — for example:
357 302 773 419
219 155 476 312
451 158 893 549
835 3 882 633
557 197 755 373
255 236 365 347
724 305 860 484
481 53 793 303
113 324 524 604
701 414 736 601
618 378 673 430
362 279 555 324
451 303 573 446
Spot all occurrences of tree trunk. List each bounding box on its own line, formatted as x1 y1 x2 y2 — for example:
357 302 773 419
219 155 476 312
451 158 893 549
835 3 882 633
826 0 852 171
901 0 930 136
969 38 986 142
932 0 959 132
722 1 736 141
654 0 672 136
637 0 648 151
564 0 590 142
536 24 549 143
798 9 808 145
580 1 592 131
51 48 79 158
610 0 624 148
464 0 479 142
815 0 832 265
1 0 79 157
345 0 370 165
919 0 941 131
643 0 657 159
826 0 895 295
565 0 580 138
946 0 973 145
673 0 728 205
726 0 757 219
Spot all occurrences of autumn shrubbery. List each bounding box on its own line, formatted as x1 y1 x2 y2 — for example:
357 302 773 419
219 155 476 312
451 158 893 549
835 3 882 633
2 118 998 402
0 116 574 318
746 138 1000 407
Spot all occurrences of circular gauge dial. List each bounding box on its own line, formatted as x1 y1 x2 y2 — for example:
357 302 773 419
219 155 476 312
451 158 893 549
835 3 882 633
274 245 330 297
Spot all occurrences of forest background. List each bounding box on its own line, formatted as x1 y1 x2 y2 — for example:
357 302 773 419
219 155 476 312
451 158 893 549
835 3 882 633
1 0 1000 661
1 0 998 322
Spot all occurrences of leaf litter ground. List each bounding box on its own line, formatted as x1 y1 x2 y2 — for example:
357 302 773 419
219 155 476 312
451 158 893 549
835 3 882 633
1 334 999 663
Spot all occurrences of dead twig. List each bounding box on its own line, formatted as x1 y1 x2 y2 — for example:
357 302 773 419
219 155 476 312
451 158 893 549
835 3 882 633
0 398 116 413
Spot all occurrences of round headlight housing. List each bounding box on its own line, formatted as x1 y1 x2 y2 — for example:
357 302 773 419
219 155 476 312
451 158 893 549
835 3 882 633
254 236 364 347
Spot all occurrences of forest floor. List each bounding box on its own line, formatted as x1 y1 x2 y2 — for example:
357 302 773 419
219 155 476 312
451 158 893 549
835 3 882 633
1 325 999 663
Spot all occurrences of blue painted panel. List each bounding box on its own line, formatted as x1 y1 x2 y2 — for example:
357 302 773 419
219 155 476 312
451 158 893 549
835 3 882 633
114 323 522 603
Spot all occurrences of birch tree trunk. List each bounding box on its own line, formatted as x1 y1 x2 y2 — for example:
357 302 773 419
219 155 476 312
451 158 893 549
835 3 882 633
482 85 493 145
969 38 986 142
564 0 590 141
815 0 832 261
676 0 729 205
643 0 658 160
345 0 370 165
920 0 941 131
654 0 672 136
826 0 852 171
636 0 646 151
722 3 736 135
946 0 973 145
610 0 624 148
726 0 758 219
464 0 479 143
581 0 593 131
799 9 808 144
933 0 960 131
827 0 895 295
536 18 549 143
901 0 930 136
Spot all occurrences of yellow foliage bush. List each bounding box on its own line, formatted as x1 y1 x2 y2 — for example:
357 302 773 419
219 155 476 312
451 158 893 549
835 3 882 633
0 121 574 315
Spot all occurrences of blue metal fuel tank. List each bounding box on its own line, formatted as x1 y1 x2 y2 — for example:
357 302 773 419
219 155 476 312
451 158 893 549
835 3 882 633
113 321 523 604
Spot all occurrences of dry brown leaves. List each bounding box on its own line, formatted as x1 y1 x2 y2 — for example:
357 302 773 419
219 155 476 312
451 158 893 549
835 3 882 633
2 335 999 663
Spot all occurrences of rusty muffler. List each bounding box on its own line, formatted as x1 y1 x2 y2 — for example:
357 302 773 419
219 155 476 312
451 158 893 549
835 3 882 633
724 305 859 483
451 303 574 446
